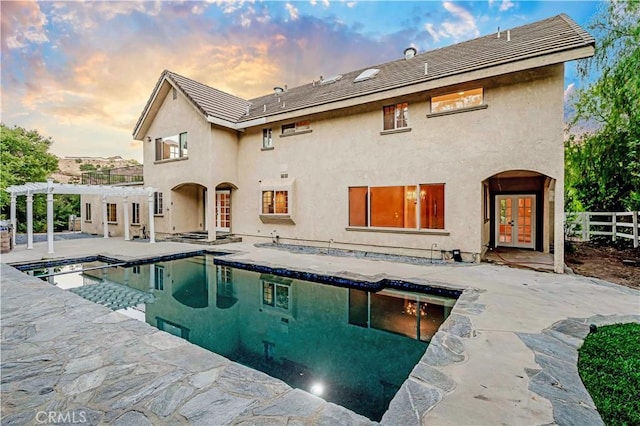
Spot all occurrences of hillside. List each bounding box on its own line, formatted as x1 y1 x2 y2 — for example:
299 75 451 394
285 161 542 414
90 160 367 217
52 156 141 183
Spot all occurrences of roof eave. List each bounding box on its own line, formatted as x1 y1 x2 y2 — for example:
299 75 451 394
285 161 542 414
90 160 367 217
238 45 595 128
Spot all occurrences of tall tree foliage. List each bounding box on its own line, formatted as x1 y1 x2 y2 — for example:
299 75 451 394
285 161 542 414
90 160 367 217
0 124 59 231
566 1 640 211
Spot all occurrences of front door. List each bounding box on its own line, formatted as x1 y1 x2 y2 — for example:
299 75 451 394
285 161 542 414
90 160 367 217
496 195 535 249
215 190 231 233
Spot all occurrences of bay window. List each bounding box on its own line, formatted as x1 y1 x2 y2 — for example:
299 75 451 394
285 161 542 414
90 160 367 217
262 190 288 214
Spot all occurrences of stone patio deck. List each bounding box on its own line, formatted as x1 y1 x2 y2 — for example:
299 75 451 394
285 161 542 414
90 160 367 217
2 237 639 425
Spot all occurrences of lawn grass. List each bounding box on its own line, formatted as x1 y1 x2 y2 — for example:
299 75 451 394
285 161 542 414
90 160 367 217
578 322 640 426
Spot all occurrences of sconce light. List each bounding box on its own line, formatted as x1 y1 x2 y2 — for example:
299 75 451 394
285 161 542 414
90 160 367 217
146 136 152 142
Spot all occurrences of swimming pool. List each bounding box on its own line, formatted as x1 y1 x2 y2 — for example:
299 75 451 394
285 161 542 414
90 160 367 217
20 254 458 421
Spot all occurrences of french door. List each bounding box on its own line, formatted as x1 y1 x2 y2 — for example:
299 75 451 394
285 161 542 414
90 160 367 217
215 190 231 233
495 195 535 249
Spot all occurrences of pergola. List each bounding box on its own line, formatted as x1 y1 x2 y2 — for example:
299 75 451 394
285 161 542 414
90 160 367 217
6 179 157 254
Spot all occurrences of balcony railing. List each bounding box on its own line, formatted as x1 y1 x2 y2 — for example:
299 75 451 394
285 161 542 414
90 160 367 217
81 166 143 186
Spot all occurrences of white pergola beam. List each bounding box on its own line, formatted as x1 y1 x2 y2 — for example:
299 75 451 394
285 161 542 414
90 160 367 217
6 182 157 251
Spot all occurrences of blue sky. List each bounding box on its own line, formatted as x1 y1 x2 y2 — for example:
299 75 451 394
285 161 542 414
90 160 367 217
1 1 601 161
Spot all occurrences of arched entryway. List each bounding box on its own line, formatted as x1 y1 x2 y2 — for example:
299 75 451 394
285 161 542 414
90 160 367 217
481 170 564 272
214 182 237 235
171 183 208 234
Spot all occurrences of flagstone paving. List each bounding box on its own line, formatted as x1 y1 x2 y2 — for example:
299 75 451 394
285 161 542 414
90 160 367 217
2 238 639 425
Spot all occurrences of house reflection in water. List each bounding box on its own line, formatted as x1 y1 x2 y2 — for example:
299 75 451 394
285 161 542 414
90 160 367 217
85 255 456 421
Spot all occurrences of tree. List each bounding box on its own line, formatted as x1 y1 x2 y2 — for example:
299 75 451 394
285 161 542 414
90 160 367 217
0 124 59 231
566 1 640 211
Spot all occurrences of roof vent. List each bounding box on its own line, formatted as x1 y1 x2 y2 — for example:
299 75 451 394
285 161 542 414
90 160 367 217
404 47 417 60
424 62 428 75
274 87 284 95
507 30 511 41
320 74 342 85
354 68 380 83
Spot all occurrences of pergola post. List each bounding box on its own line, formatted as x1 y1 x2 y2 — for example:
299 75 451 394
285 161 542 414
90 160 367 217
123 195 130 241
102 195 109 239
10 193 16 246
26 192 33 249
47 179 54 254
148 193 156 243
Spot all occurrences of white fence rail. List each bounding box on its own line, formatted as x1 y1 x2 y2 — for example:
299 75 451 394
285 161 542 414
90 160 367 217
565 211 639 248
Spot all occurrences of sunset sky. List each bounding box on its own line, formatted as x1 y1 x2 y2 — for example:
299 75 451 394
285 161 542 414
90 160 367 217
1 1 601 162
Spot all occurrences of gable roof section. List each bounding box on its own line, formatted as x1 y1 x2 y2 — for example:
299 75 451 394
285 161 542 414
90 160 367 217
132 14 594 135
133 70 250 138
241 14 594 122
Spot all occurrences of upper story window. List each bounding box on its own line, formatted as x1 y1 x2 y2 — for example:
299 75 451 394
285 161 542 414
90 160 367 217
107 203 117 223
348 184 445 230
383 103 409 130
262 128 273 149
431 88 483 113
154 192 163 216
262 190 288 214
155 132 188 161
281 120 311 135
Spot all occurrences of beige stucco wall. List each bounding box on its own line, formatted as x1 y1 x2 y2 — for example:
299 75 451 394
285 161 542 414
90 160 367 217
229 64 564 259
80 193 150 239
141 82 239 238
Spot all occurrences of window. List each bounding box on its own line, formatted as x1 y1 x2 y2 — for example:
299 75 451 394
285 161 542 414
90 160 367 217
132 203 140 224
154 192 163 215
262 190 288 214
262 280 290 311
348 184 445 230
155 132 188 161
154 265 164 290
262 128 273 149
85 203 92 222
431 88 483 113
281 120 311 135
132 265 141 274
383 103 409 130
107 203 117 223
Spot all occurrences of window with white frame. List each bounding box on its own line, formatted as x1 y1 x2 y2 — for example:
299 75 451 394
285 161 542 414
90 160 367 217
107 203 117 223
262 280 291 311
155 132 188 161
383 103 409 130
262 128 273 149
154 192 163 215
85 203 92 222
132 202 140 224
262 190 288 214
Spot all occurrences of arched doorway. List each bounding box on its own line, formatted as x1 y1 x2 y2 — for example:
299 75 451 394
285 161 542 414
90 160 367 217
171 183 208 234
215 182 237 235
482 170 557 255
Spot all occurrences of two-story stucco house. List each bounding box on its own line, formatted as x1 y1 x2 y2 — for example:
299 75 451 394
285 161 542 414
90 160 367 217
96 14 594 273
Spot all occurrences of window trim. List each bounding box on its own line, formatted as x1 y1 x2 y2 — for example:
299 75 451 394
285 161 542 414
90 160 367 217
280 120 312 137
131 202 140 225
84 202 92 223
429 88 485 115
262 128 273 149
347 184 446 231
106 203 117 224
155 132 188 162
154 192 164 216
382 102 409 131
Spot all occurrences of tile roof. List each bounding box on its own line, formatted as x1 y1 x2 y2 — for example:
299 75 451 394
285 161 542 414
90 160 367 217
240 14 593 122
134 13 593 134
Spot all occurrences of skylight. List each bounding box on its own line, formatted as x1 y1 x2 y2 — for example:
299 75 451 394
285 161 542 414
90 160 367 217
354 68 380 83
320 74 342 85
